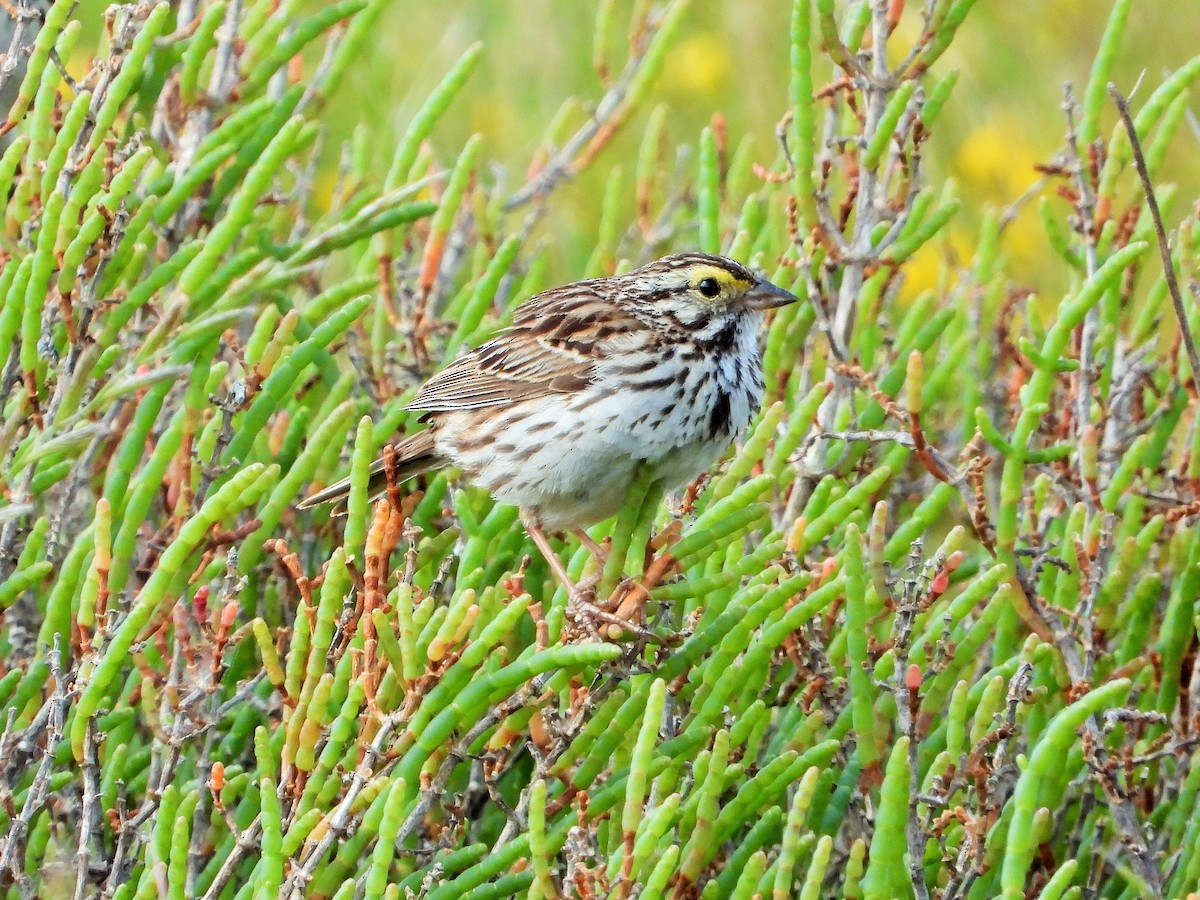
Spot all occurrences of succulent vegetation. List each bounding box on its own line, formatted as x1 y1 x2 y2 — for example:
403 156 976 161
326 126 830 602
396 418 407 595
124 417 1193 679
0 0 1197 898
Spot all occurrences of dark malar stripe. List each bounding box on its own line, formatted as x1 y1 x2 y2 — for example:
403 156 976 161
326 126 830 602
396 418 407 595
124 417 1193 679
696 318 740 354
708 388 732 439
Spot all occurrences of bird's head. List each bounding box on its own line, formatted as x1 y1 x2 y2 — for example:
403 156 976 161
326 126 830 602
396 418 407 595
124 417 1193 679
619 252 801 333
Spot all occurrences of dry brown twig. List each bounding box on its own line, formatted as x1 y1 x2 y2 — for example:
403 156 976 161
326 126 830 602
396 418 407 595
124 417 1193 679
1108 83 1200 396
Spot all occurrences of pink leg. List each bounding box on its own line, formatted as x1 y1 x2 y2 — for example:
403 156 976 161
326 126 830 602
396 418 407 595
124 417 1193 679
572 529 609 564
522 511 662 643
523 514 582 597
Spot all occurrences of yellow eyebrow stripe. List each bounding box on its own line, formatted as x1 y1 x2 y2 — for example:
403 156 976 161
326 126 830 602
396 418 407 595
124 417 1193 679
687 264 751 290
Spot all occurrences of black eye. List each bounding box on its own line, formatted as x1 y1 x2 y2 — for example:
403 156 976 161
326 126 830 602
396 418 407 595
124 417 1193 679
697 277 721 298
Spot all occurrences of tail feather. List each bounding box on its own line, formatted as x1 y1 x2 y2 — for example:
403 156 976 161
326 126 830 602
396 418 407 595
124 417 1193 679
296 429 440 515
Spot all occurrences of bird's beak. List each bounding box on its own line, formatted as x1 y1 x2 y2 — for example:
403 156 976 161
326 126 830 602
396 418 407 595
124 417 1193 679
744 277 802 311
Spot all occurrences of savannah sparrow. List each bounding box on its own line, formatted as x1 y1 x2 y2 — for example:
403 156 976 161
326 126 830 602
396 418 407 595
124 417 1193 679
299 252 799 621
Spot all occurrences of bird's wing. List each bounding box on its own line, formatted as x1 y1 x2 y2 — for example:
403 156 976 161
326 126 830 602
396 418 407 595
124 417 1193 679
408 289 642 412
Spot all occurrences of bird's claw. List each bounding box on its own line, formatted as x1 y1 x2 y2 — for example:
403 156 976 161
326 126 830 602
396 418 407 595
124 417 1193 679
565 587 668 645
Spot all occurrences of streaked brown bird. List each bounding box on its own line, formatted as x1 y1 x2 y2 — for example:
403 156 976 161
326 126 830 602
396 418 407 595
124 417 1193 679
299 252 800 624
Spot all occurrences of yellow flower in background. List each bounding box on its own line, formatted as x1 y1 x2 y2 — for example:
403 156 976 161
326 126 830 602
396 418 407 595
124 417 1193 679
662 30 732 98
926 118 1041 289
899 203 1048 303
900 226 975 301
953 119 1040 205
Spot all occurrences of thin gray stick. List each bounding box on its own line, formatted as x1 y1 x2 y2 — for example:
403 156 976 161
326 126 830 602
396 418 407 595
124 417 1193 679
71 718 103 900
1108 82 1200 394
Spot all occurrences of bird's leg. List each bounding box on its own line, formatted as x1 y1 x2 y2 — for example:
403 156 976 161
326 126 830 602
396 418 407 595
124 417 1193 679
522 513 660 643
523 515 587 593
571 529 609 565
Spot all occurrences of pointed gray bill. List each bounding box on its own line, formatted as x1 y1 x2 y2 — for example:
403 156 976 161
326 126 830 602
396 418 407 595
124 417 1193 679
744 277 802 311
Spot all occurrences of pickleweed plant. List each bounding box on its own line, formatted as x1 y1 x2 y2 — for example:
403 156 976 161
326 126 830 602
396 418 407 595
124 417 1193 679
0 1 1197 897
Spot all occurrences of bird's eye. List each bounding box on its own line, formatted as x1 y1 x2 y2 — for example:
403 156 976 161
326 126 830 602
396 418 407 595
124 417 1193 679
697 277 721 298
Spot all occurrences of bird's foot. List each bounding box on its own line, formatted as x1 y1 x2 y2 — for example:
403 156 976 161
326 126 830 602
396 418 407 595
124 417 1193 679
523 513 662 644
565 582 666 645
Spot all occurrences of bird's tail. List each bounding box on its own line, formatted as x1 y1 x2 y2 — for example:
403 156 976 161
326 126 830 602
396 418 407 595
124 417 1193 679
296 429 440 515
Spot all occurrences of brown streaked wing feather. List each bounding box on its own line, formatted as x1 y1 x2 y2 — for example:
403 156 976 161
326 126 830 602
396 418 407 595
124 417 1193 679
407 289 640 412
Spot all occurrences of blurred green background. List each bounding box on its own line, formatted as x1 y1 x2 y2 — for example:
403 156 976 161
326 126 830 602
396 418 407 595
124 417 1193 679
73 0 1200 288
332 0 1199 291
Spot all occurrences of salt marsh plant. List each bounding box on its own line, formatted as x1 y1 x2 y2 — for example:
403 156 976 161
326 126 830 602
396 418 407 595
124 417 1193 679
0 0 1198 897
